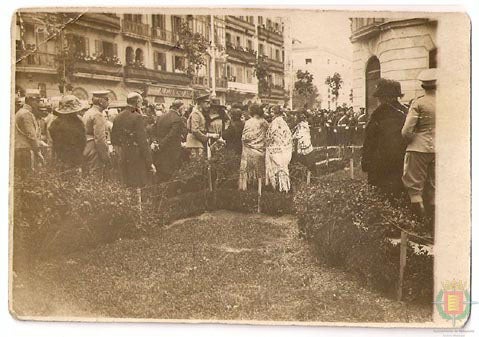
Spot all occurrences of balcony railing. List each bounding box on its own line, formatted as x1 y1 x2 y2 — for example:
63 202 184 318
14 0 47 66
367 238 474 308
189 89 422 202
124 66 191 86
259 84 285 97
74 60 123 78
80 13 121 31
226 44 256 63
226 16 255 34
151 27 180 45
258 26 284 45
192 75 209 87
15 50 56 72
122 20 150 39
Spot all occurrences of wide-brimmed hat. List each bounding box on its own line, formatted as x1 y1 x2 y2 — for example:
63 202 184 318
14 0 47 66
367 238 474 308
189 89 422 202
373 79 404 98
55 95 85 114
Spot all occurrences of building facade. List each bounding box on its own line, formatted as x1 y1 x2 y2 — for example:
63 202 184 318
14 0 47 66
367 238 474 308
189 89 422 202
15 12 287 107
292 44 353 110
350 18 437 114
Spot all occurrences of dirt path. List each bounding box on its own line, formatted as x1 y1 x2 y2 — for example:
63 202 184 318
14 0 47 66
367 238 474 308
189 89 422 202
11 210 431 322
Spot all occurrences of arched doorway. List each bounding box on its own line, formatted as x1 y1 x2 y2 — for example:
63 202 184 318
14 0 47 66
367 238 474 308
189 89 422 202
365 56 380 114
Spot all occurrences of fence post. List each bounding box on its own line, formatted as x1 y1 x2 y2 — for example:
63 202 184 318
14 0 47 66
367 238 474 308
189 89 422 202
350 146 355 179
398 231 408 301
257 177 262 213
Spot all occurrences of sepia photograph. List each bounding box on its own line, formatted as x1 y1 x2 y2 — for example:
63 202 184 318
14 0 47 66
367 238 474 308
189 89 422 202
8 7 471 328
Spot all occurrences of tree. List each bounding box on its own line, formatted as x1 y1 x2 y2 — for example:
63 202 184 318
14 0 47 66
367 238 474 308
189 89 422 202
253 55 271 96
176 21 210 76
292 70 320 109
325 72 343 109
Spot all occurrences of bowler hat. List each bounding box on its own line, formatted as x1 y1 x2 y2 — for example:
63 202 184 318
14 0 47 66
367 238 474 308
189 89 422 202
373 79 404 98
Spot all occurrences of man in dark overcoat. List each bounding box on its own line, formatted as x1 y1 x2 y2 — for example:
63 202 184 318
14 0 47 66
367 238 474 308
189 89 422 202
111 92 156 188
361 78 408 197
151 99 185 182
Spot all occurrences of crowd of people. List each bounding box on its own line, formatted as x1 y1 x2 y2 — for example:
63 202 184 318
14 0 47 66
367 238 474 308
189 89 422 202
14 89 321 194
14 67 435 221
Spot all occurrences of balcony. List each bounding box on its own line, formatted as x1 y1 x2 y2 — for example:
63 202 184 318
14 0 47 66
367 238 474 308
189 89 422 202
263 56 284 72
227 80 257 94
259 84 285 98
15 50 56 74
226 44 256 64
215 77 228 89
258 26 284 45
124 66 191 86
73 60 123 80
122 20 150 40
77 13 121 33
192 75 209 87
151 27 180 46
225 16 255 35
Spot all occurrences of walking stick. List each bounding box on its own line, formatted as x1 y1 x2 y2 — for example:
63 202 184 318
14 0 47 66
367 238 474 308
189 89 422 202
207 139 213 192
398 231 408 301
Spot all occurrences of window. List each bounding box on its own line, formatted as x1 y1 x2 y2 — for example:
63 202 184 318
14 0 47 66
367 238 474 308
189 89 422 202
246 68 253 84
236 36 241 48
95 40 117 58
236 65 244 83
38 83 47 98
266 19 272 29
154 51 167 71
249 16 254 24
247 39 253 51
258 16 263 26
69 34 89 57
152 14 165 29
275 49 280 61
305 58 312 64
134 48 143 63
327 58 330 64
429 48 437 68
174 55 185 72
172 16 182 33
259 43 264 56
225 33 231 45
125 47 134 64
274 22 279 31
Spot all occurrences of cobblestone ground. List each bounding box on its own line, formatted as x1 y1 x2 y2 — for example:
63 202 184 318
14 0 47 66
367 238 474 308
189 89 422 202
12 210 432 323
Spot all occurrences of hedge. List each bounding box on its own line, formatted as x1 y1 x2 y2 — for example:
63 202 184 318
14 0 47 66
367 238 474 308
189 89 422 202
293 177 433 302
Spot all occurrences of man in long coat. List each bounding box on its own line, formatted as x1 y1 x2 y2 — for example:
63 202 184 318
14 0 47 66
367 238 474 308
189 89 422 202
111 92 155 188
14 89 44 174
361 79 408 197
82 90 111 174
151 99 185 182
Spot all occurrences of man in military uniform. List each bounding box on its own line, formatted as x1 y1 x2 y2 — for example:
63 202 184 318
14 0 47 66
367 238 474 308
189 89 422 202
402 68 436 220
185 93 219 159
82 91 111 175
14 89 44 175
111 92 156 188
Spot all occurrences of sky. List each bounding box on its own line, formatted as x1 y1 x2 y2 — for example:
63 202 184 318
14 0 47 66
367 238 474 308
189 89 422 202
290 11 353 59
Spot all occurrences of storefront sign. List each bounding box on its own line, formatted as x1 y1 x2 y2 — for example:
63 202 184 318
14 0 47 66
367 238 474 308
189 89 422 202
148 86 193 99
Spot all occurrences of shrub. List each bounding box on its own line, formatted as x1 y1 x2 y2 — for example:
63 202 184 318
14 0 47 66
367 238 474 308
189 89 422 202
294 177 433 302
